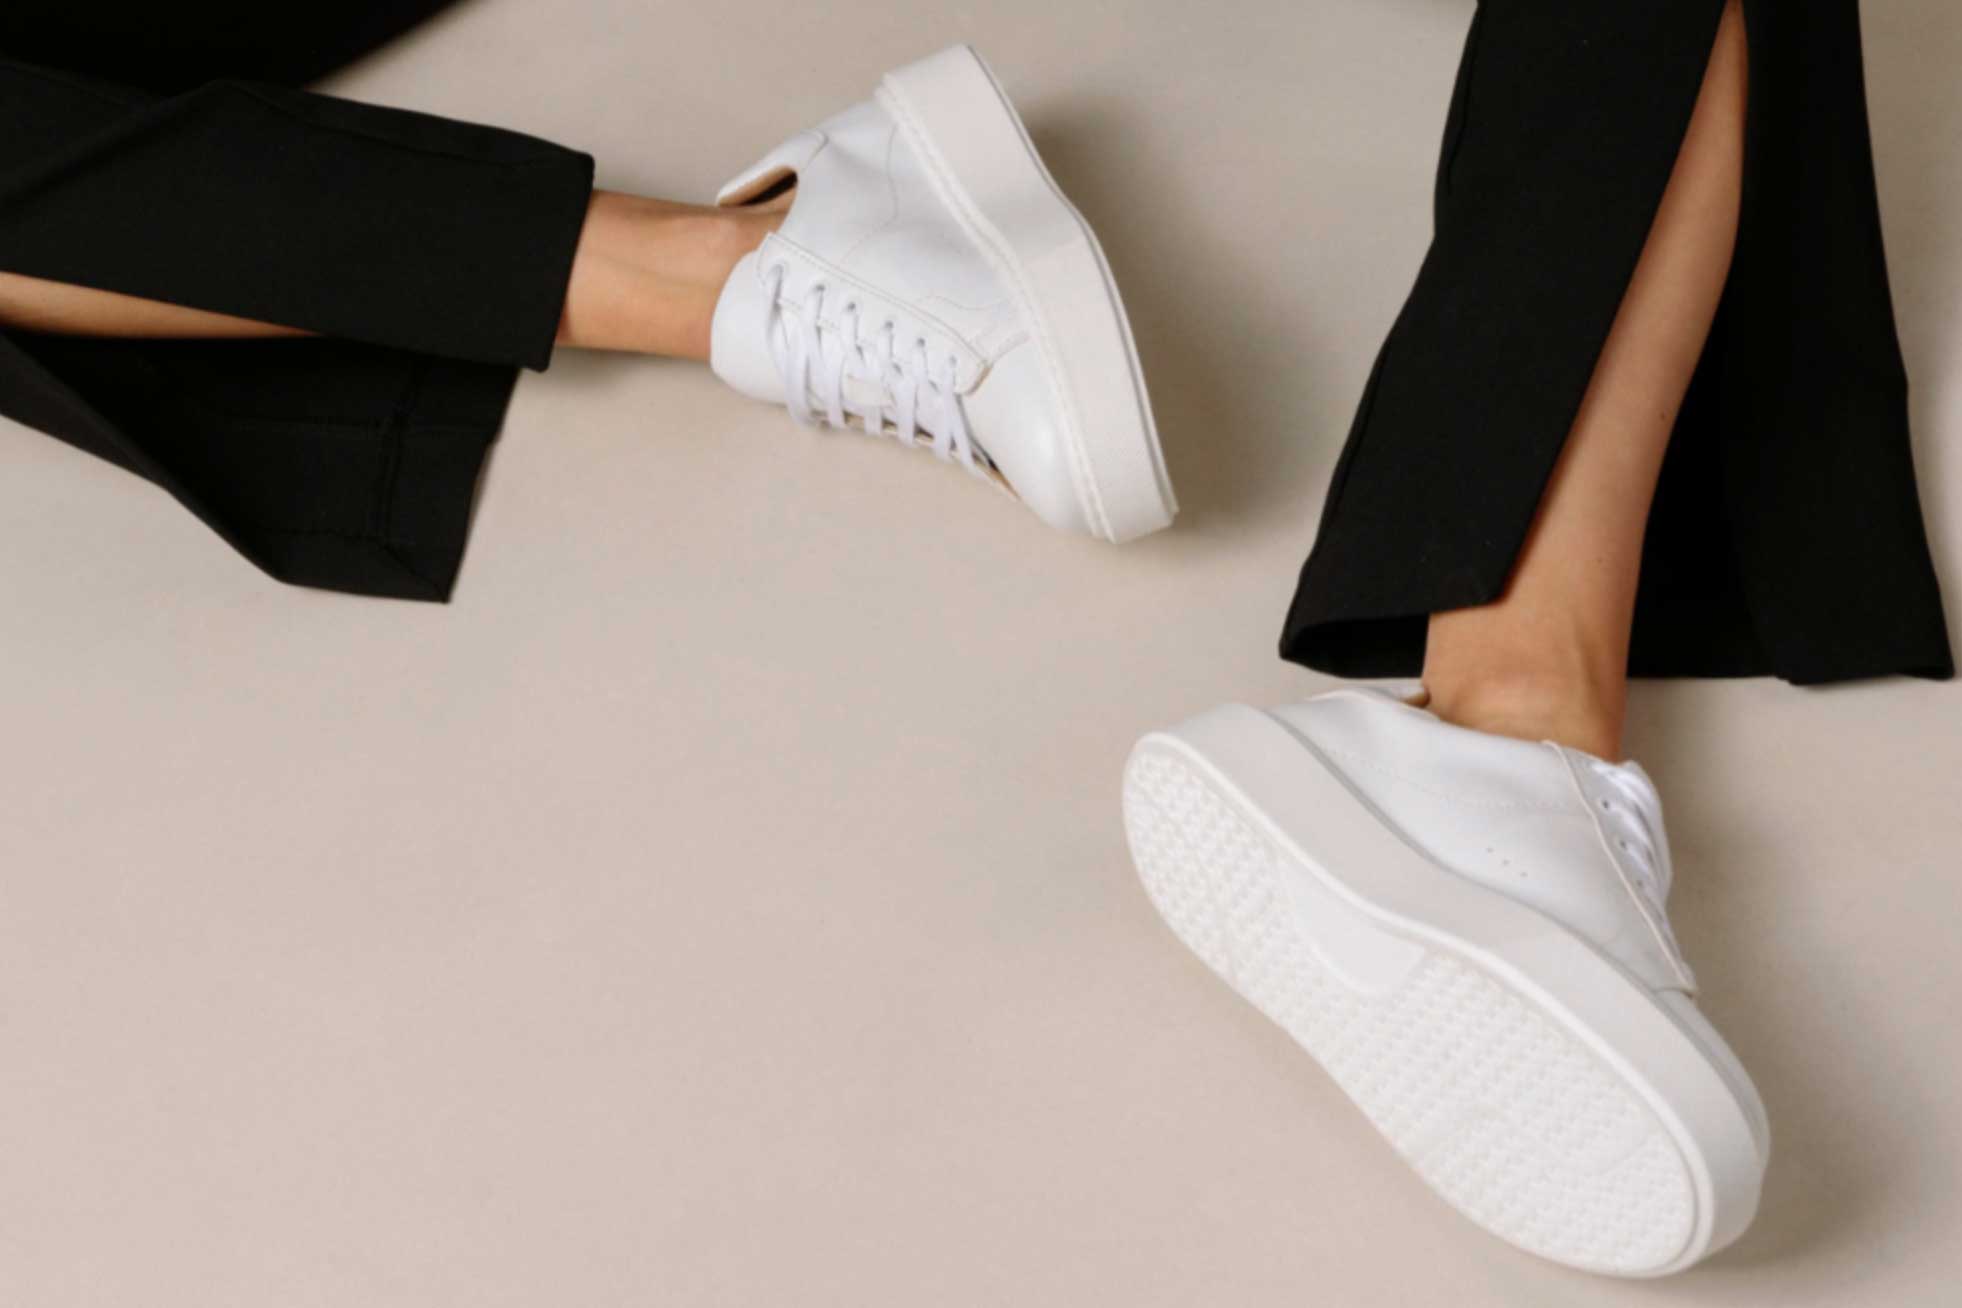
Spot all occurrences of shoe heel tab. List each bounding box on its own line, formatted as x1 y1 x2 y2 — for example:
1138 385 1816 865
717 129 827 207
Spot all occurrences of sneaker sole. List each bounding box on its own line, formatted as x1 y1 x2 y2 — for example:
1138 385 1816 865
1121 704 1766 1276
879 45 1177 544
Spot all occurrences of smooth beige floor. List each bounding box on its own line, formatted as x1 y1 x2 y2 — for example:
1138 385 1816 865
3 2 1959 1304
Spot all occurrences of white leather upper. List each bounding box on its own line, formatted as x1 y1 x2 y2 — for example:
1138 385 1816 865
1271 688 1698 996
709 92 1088 533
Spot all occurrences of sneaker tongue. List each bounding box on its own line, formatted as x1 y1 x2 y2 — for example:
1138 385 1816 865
709 250 784 404
710 255 985 463
1590 757 1672 900
708 257 895 421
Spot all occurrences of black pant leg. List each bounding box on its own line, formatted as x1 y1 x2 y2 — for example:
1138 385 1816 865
0 0 470 95
1278 0 1952 686
0 7 595 601
0 57 591 369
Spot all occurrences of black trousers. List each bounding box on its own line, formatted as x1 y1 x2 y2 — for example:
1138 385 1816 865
4 4 1953 684
1281 0 1953 684
0 0 590 599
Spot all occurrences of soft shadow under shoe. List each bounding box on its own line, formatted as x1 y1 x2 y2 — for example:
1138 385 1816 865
1122 687 1769 1276
709 44 1176 543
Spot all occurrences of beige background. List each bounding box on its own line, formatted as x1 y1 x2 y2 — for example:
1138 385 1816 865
3 1 1959 1304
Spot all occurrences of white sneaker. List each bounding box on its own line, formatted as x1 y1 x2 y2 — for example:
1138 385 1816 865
1122 688 1769 1277
709 45 1176 542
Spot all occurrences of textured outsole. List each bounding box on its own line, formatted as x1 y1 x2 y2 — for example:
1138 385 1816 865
1123 744 1704 1275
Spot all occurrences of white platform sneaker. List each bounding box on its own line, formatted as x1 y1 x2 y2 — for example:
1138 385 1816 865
708 45 1176 542
1122 688 1769 1276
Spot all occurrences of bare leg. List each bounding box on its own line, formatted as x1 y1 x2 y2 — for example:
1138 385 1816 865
553 190 785 359
0 189 783 361
1421 0 1748 760
0 272 312 340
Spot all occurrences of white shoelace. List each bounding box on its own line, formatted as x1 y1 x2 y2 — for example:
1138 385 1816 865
1585 759 1672 913
764 264 978 468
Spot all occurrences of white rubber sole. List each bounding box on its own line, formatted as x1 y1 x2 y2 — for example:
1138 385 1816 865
1122 705 1767 1277
878 45 1177 543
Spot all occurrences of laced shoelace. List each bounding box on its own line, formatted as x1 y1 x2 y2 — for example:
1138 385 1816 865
763 264 977 468
1585 758 1671 913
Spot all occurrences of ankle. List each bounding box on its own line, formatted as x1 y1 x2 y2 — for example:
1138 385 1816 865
1422 667 1625 760
557 194 782 358
586 193 778 284
648 206 780 284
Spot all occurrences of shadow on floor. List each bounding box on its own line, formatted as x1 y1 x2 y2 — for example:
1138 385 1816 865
1864 2 1962 659
1633 687 1898 1276
1027 100 1349 537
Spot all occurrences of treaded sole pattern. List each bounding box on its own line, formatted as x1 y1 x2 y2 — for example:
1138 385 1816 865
1123 745 1699 1275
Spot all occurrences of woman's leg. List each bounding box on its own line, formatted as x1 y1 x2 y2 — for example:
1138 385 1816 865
0 42 605 600
0 189 786 360
1422 0 1748 760
0 0 469 97
0 274 305 339
553 191 786 359
1124 8 1772 1275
